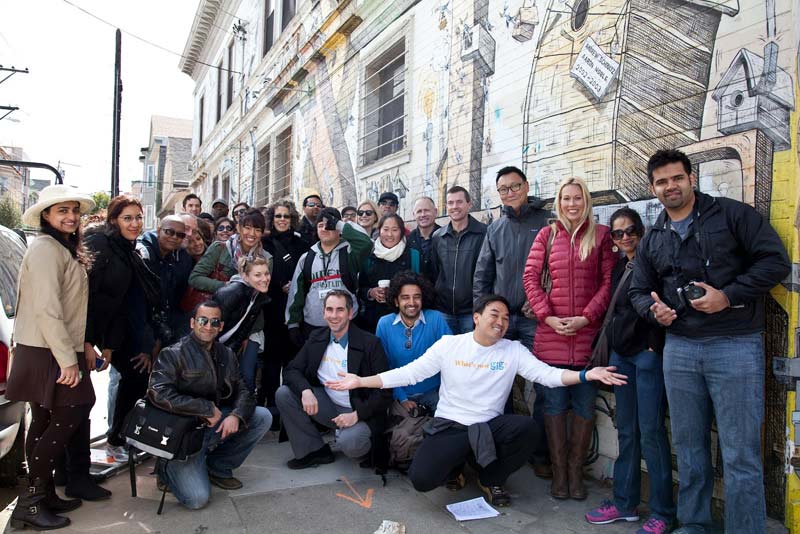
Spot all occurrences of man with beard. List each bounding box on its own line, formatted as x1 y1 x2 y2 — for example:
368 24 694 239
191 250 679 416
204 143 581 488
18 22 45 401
375 271 451 413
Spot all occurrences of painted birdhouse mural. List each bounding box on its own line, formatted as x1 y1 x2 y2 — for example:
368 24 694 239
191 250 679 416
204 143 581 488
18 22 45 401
711 46 795 152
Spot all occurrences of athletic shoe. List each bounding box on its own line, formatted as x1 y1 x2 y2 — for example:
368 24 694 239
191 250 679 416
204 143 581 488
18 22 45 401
636 517 669 534
585 499 639 524
105 444 129 463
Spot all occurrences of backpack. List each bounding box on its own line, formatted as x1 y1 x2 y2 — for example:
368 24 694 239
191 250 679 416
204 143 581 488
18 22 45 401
301 246 357 294
385 401 431 471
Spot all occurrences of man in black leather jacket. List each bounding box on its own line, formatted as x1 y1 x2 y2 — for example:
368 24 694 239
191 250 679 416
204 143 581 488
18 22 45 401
148 301 272 509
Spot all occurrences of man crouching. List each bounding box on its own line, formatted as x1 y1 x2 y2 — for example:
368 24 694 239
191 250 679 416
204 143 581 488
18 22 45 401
147 300 272 509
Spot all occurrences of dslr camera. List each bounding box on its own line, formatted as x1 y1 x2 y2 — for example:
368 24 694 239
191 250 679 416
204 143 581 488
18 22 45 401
676 282 706 308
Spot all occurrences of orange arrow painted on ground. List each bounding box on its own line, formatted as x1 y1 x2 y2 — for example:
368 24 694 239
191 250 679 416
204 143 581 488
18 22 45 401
335 475 374 508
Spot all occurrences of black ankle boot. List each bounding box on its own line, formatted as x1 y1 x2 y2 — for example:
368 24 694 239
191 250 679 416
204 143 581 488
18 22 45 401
43 478 81 513
65 476 112 501
11 476 70 530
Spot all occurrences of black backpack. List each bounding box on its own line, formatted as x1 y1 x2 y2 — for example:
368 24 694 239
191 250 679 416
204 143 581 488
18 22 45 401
301 246 357 294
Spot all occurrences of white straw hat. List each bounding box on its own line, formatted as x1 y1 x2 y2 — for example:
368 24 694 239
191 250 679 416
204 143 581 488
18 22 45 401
22 184 96 229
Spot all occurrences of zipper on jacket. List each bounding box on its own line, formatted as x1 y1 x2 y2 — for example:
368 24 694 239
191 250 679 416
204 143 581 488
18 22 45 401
568 234 575 366
452 232 461 314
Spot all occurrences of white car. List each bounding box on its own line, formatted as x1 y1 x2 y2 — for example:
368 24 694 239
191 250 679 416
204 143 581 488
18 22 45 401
0 224 28 486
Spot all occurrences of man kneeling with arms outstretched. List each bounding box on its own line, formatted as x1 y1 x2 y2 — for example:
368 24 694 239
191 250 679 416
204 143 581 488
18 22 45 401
327 294 626 507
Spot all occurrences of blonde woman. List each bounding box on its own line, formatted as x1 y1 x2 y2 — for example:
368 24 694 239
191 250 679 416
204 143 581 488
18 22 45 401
356 199 380 239
522 176 616 501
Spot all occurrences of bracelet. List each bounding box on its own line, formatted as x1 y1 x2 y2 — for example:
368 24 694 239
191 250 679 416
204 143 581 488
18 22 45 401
579 369 588 384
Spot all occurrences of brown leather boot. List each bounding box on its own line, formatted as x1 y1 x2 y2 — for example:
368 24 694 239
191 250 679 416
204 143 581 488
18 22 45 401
543 413 568 499
567 413 595 500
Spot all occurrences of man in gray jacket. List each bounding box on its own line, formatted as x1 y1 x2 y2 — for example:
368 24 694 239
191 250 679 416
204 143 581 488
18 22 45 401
473 165 552 478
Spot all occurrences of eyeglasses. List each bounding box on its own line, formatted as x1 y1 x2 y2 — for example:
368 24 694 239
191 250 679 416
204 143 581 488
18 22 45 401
195 316 222 328
120 215 144 223
379 200 398 207
305 202 322 208
217 224 234 232
162 228 187 239
404 327 413 349
273 214 291 219
357 210 375 217
610 225 639 241
234 209 247 216
497 182 524 196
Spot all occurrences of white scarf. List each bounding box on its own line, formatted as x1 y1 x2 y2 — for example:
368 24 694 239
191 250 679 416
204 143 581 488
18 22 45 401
373 237 406 262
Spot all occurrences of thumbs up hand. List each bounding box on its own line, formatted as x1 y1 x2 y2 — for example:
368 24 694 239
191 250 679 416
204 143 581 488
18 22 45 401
649 291 677 326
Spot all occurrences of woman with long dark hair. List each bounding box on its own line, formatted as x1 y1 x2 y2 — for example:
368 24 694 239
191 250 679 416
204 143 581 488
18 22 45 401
259 200 309 412
523 176 616 501
6 185 97 530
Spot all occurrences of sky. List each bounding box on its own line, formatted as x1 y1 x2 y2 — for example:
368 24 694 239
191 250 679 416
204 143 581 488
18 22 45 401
0 0 198 195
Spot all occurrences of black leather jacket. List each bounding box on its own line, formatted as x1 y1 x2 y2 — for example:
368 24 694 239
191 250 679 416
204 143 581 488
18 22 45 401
213 276 270 352
148 334 255 426
430 215 488 315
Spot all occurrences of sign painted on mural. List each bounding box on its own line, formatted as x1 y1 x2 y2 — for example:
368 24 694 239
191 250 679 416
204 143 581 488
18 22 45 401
570 37 619 100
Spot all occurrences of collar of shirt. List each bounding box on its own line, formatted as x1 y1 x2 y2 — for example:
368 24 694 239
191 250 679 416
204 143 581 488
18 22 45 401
393 310 427 328
329 331 349 349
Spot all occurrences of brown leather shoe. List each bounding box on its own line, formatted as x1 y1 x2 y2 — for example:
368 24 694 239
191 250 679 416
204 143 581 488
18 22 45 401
531 462 553 479
544 413 568 499
567 413 595 500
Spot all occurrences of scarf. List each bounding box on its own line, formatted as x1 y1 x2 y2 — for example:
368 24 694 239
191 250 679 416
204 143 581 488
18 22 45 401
373 237 406 262
227 234 265 271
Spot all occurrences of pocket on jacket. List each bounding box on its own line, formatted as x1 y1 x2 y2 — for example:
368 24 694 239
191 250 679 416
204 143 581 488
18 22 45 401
181 370 206 379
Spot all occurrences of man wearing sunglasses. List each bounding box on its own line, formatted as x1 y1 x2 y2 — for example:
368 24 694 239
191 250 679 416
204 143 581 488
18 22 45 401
299 194 324 246
148 300 272 509
473 165 552 478
375 271 451 415
138 215 194 344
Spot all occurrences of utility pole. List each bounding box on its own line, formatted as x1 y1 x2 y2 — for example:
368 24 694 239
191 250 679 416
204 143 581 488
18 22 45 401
110 29 122 197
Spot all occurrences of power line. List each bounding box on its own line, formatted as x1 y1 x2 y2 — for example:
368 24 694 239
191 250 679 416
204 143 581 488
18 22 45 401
61 0 242 75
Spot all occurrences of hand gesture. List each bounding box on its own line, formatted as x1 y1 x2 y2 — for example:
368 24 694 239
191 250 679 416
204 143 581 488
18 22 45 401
301 389 319 416
586 366 628 386
132 352 152 374
216 414 240 439
326 372 362 391
649 292 677 326
98 349 113 372
84 343 100 371
545 316 574 336
688 282 730 314
562 316 590 334
400 400 418 413
332 411 359 429
369 287 386 303
57 364 81 388
319 208 341 231
206 405 222 427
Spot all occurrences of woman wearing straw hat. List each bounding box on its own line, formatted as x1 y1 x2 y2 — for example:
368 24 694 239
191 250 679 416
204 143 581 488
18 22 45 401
6 184 98 530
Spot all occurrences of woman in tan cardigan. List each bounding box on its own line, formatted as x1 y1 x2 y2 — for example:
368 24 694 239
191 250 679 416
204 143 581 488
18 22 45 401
6 185 98 531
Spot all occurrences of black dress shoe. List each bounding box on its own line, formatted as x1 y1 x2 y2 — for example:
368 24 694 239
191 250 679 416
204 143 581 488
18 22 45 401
65 477 112 501
287 444 335 470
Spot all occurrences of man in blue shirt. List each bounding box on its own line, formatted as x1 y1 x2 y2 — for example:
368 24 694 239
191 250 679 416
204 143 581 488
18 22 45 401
376 271 451 413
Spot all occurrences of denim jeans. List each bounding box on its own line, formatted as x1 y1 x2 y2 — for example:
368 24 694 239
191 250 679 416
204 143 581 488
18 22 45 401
442 313 474 335
663 333 765 534
239 340 261 393
542 380 597 419
162 406 272 509
107 365 121 428
610 350 675 522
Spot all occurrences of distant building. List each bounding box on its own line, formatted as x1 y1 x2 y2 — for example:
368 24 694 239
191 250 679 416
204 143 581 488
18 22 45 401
136 116 193 230
0 146 29 211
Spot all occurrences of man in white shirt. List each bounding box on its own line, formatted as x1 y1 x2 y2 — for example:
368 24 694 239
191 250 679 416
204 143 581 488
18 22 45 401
276 290 392 470
327 294 625 506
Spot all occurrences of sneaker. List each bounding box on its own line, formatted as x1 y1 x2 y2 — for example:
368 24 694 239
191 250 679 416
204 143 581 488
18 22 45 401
105 444 129 463
208 475 243 490
585 500 639 524
636 517 669 534
445 472 466 491
478 482 511 507
287 444 335 470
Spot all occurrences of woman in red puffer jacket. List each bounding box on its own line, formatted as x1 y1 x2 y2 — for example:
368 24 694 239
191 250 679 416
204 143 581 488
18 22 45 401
522 176 616 501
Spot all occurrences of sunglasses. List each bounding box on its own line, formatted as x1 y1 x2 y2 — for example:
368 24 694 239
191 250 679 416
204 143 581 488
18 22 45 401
234 208 247 216
357 210 375 217
217 224 234 232
404 327 413 350
610 225 639 241
163 228 187 239
379 200 398 207
195 316 222 328
305 202 322 208
273 214 291 220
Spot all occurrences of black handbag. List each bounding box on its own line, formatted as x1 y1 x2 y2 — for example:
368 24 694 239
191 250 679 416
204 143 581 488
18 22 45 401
123 398 206 513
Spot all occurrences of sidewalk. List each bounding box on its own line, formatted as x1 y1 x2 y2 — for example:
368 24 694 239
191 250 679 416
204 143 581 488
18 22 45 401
0 432 789 534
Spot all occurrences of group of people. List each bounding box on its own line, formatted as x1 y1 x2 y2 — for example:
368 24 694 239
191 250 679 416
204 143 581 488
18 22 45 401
4 148 790 534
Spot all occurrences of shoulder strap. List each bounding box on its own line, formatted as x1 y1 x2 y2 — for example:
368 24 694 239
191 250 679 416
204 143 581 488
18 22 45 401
301 248 317 295
543 226 555 267
339 247 356 294
599 262 633 330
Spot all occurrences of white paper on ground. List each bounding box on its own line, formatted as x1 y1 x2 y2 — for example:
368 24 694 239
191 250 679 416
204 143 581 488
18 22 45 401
445 497 500 521
89 448 114 464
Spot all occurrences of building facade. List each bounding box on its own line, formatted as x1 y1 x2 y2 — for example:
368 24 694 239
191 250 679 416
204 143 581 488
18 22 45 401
181 0 799 525
136 116 193 230
0 146 29 211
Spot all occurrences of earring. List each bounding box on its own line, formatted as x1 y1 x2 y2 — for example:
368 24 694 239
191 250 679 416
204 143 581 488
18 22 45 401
612 245 619 253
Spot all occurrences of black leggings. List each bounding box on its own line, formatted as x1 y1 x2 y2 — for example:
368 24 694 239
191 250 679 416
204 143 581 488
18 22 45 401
27 403 92 482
